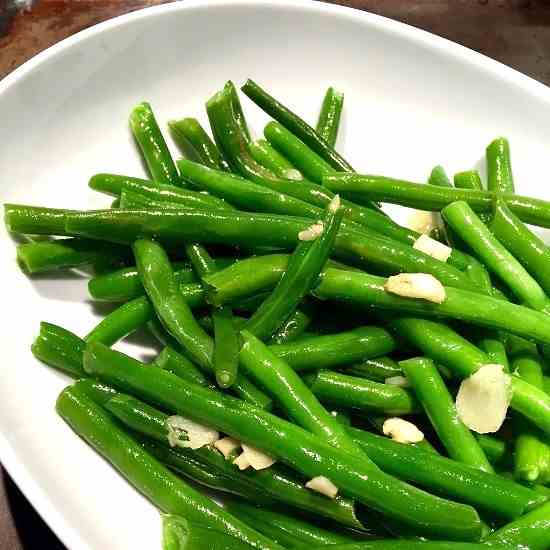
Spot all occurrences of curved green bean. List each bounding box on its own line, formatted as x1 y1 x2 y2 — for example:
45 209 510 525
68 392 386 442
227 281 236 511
486 137 514 193
249 139 301 179
152 346 209 387
316 87 344 148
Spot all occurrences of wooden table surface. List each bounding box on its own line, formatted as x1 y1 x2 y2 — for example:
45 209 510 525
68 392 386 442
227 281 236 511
1 0 549 548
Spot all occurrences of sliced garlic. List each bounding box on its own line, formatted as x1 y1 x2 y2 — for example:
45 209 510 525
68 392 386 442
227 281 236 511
305 476 338 498
384 375 410 388
407 210 439 234
214 437 241 459
240 443 276 470
384 273 446 304
298 222 324 241
383 418 424 444
233 452 251 471
329 194 341 213
283 168 303 181
166 416 219 450
413 234 452 263
456 364 512 434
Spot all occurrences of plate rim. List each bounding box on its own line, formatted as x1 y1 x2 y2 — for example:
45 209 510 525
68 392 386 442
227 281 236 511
1 1 550 548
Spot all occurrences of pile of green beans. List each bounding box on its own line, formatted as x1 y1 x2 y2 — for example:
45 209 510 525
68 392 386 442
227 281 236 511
7 83 550 549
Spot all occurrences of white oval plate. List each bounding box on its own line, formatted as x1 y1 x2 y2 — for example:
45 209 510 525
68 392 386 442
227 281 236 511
2 1 550 548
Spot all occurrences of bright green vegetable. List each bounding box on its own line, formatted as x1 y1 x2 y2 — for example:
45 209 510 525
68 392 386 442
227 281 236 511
453 171 482 190
442 201 550 312
152 346 210 388
83 342 482 541
129 102 180 186
486 137 514 193
400 357 493 473
478 336 509 371
269 306 313 344
316 87 344 148
57 383 282 550
249 139 302 179
343 357 402 382
213 306 239 388
429 166 452 188
4 204 74 236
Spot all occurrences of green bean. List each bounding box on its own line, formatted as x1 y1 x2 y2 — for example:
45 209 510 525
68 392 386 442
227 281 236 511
453 171 483 191
316 87 344 148
152 346 210 387
400 357 493 472
225 501 360 548
486 137 514 193
320 543 511 549
486 500 550 550
475 434 511 469
544 376 550 395
4 204 74 236
208 82 410 243
429 166 452 188
85 297 155 346
490 198 550 297
83 342 482 541
57 383 282 550
65 210 474 291
304 370 419 415
16 238 128 274
240 331 365 457
442 201 550 312
184 243 217 280
245 197 343 340
88 262 194 301
129 102 180 186
249 139 301 179
390 317 550 438
512 353 550 484
264 121 336 185
270 327 397 373
269 305 313 344
349 428 542 521
313 267 550 345
323 174 550 228
478 336 509 371
111 198 120 209
168 117 230 171
241 79 354 173
31 322 85 377
343 357 402 382
213 307 239 388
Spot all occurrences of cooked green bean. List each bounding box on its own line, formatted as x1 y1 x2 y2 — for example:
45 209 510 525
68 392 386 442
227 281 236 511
213 306 239 388
83 342 482 541
320 543 511 549
478 336 509 371
152 346 209 387
316 87 344 148
4 204 74 236
245 197 343 340
269 305 313 344
313 267 550 345
225 500 360 548
65 210 475 291
486 137 514 193
241 79 354 173
264 121 336 185
249 139 301 179
270 327 397 372
453 171 482 191
475 434 510 468
343 357 402 382
491 198 550 297
400 357 493 472
429 166 452 188
168 117 230 171
31 322 85 377
240 331 366 457
57 383 282 550
16 238 128 274
129 102 180 186
486 500 550 550
304 370 419 415
442 201 550 312
323 174 550 228
349 427 542 520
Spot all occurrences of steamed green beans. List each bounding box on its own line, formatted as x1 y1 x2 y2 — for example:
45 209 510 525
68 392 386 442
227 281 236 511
316 87 344 148
249 139 301 178
5 204 74 236
213 306 239 388
152 346 210 387
486 137 514 193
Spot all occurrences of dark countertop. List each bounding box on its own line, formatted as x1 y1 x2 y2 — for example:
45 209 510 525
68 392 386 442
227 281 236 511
1 1 549 548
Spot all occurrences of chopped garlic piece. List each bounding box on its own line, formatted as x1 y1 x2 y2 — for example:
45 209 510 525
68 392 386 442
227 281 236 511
298 222 324 241
305 476 338 498
233 452 251 470
383 418 424 444
241 443 276 470
283 169 303 181
329 194 341 213
214 437 241 459
456 364 512 434
385 375 410 388
166 416 219 450
407 210 439 234
413 234 452 263
384 273 446 304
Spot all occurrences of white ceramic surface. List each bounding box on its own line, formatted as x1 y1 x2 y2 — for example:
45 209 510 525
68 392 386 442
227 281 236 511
2 1 550 548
